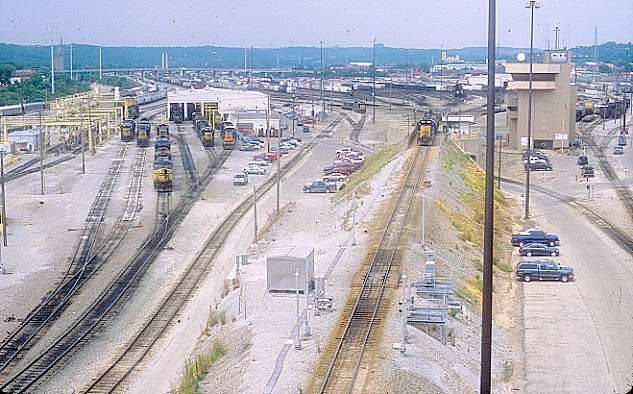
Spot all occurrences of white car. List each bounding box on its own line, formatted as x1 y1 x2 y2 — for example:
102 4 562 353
336 147 360 155
243 165 266 175
322 172 348 182
248 160 268 167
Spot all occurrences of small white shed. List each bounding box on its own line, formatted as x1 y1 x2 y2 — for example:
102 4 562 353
266 245 314 293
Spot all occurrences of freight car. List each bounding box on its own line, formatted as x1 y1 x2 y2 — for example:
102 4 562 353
416 118 437 146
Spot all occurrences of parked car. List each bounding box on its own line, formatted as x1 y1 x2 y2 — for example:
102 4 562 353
303 180 336 193
515 260 574 282
233 172 249 185
248 160 268 167
243 166 267 175
525 160 552 171
613 145 624 155
239 144 258 151
519 243 560 257
303 125 310 133
337 147 360 155
279 147 289 154
322 172 348 182
297 120 304 126
303 119 316 124
325 167 355 176
618 135 627 146
581 164 595 177
511 229 560 247
522 150 548 161
577 155 589 165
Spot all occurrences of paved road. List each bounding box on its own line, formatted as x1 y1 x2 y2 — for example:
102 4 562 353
505 179 633 393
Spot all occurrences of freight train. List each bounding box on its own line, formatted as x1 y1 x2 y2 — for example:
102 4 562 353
342 101 367 113
153 158 173 192
191 111 217 148
416 118 437 146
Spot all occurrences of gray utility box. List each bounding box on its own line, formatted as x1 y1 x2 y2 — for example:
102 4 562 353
266 245 314 293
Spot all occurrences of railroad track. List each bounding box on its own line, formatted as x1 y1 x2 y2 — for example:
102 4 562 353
340 113 366 143
0 144 129 379
577 120 633 222
0 147 231 393
83 115 344 392
317 145 428 393
501 177 633 255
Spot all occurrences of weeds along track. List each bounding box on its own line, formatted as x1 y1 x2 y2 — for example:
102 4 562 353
501 177 633 255
83 116 344 393
316 146 428 394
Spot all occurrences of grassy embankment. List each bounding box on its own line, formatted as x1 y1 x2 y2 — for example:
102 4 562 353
436 149 514 304
170 309 229 394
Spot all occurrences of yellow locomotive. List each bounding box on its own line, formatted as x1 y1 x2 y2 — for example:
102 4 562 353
153 159 173 192
416 118 437 146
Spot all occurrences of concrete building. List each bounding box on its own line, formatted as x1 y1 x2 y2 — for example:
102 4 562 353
505 50 576 149
167 88 268 123
227 110 280 136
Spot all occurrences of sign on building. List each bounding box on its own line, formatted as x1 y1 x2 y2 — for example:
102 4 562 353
549 52 568 63
554 133 568 140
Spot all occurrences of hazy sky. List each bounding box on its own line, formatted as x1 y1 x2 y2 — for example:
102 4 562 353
2 0 631 49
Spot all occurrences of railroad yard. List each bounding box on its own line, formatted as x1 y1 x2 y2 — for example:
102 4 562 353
0 83 631 394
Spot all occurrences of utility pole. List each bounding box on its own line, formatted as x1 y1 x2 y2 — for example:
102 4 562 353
352 193 357 246
276 103 281 215
404 49 408 105
266 94 270 152
252 186 258 242
400 271 407 354
0 151 7 246
81 109 86 174
294 268 302 350
39 112 44 195
99 46 103 79
372 38 377 123
553 26 560 50
440 44 443 94
69 43 73 80
49 24 55 95
319 41 324 119
524 0 541 220
389 79 393 111
292 94 296 137
480 0 497 390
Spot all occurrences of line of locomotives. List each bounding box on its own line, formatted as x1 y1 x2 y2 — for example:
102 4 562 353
190 111 238 150
120 118 174 192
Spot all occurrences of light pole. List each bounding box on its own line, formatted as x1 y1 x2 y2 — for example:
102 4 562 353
480 0 497 390
0 150 7 247
404 49 408 105
372 38 377 123
524 0 541 220
294 268 302 350
292 94 296 137
319 41 324 119
49 24 55 95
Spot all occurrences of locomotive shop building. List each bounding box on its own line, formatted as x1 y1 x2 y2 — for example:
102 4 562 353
167 88 268 123
505 50 577 150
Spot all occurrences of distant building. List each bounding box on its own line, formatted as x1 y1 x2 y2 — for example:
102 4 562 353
9 69 37 84
505 50 577 149
348 62 372 70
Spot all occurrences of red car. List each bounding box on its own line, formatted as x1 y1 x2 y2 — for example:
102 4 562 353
303 119 316 125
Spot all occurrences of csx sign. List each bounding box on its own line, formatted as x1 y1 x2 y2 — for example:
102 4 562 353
550 52 568 63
